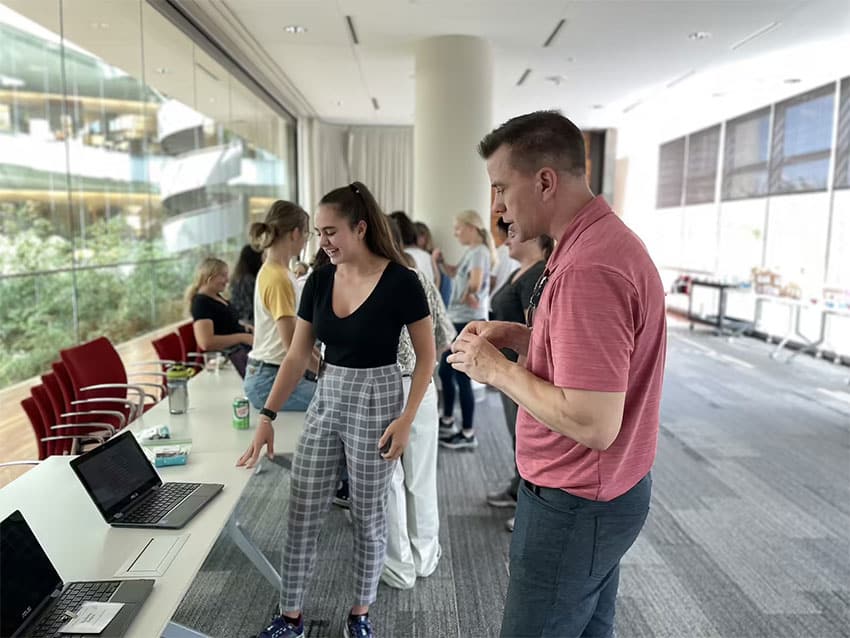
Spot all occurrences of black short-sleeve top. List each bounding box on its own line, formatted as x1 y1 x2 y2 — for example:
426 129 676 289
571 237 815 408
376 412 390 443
190 294 246 336
298 261 430 368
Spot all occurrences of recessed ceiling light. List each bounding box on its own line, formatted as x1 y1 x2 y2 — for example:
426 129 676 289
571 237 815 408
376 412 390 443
284 25 307 34
783 77 801 84
209 97 216 103
688 31 711 40
712 92 726 98
90 22 109 29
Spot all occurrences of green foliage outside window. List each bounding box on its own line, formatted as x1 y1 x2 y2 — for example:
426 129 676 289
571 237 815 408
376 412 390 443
0 202 237 387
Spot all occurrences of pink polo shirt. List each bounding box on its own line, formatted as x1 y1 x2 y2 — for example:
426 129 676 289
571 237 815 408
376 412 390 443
515 196 666 502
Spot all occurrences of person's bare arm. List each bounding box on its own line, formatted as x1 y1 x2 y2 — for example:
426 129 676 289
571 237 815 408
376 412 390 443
379 317 435 460
459 320 531 358
193 319 252 350
448 333 625 450
237 318 314 468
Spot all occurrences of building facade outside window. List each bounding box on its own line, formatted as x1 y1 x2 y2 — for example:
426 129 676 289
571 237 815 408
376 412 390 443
0 2 296 387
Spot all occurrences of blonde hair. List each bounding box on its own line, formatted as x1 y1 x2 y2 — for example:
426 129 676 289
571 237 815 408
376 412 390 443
249 200 310 252
185 257 228 310
456 209 497 265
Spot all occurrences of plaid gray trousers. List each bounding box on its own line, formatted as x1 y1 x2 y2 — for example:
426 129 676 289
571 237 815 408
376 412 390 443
280 362 403 611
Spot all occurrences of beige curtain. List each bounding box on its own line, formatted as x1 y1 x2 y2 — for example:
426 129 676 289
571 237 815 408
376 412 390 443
305 120 413 215
347 125 413 215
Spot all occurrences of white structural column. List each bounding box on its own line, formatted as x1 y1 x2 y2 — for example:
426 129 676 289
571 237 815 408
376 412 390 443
414 36 493 260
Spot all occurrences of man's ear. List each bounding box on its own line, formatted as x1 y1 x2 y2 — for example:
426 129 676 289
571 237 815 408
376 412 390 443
537 167 558 201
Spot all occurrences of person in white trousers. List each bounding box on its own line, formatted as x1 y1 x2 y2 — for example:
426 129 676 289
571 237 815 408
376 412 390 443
382 222 456 589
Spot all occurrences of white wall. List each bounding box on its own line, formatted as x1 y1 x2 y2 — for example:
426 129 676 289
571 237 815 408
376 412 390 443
614 37 850 356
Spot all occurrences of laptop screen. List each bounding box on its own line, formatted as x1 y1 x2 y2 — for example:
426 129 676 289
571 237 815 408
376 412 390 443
70 431 161 521
0 510 63 637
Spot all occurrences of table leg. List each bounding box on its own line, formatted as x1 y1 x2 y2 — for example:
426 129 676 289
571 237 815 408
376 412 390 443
688 286 695 331
786 307 825 363
717 288 727 334
770 306 795 359
226 515 282 591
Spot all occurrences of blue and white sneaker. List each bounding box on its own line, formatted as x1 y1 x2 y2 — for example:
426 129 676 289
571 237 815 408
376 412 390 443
256 614 304 638
344 613 374 638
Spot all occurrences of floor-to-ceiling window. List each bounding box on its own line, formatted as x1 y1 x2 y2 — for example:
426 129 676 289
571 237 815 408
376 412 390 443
0 1 296 387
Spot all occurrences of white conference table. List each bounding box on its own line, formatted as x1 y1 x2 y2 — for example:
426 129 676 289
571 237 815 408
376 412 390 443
0 367 307 638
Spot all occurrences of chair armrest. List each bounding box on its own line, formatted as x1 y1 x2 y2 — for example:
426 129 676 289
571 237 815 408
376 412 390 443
60 410 126 429
78 384 148 420
80 382 159 403
52 423 116 436
41 432 110 446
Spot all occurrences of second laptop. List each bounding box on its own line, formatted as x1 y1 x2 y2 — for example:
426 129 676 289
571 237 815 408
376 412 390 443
70 430 223 529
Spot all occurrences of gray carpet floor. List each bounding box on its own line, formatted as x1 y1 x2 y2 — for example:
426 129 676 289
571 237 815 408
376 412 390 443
172 324 850 637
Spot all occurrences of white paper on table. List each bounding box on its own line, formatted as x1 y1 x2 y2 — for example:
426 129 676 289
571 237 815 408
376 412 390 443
58 601 124 634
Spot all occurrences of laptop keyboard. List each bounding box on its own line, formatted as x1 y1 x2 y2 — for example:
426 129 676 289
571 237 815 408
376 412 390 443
120 482 201 523
30 580 120 637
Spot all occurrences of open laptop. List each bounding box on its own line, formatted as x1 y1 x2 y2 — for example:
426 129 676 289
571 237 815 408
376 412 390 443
0 510 153 638
70 431 223 529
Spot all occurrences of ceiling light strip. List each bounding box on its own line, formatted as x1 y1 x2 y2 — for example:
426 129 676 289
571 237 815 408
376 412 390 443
622 100 643 114
516 69 531 86
730 21 781 51
346 15 360 45
543 19 565 47
666 69 695 89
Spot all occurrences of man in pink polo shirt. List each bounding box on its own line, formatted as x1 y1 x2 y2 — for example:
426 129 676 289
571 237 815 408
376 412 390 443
448 111 666 637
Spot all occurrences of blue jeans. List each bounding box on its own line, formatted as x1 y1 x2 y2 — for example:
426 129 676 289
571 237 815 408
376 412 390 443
500 474 652 638
438 322 475 429
244 359 316 412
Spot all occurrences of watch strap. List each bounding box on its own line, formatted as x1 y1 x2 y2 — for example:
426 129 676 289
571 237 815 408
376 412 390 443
259 407 277 421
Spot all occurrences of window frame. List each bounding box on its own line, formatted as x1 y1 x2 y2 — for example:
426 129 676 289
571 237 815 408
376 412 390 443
768 82 836 196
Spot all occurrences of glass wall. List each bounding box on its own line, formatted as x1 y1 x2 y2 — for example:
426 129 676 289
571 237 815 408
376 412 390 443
0 1 297 387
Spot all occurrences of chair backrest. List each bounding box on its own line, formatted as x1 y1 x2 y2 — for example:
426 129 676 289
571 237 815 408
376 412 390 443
51 361 76 411
41 372 66 418
20 397 49 460
60 336 128 393
176 321 198 361
59 336 139 423
152 332 183 363
30 384 73 456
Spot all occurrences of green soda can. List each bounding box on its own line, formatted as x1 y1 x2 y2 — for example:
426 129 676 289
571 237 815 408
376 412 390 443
232 397 250 429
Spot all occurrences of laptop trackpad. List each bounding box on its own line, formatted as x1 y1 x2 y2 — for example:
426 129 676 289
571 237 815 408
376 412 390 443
115 535 188 577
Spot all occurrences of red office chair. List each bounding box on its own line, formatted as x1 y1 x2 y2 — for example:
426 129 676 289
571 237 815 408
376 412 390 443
146 332 203 373
176 321 203 365
60 337 165 422
24 386 112 458
42 371 126 434
53 360 139 425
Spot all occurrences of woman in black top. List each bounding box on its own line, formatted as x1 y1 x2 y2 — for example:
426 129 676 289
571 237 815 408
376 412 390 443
186 257 253 376
237 182 435 638
229 244 263 324
486 234 553 529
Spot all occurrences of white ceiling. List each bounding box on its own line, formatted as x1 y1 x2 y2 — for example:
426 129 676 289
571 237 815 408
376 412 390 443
202 0 850 128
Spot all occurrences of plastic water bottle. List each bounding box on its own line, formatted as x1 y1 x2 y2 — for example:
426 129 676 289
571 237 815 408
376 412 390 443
166 364 193 414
